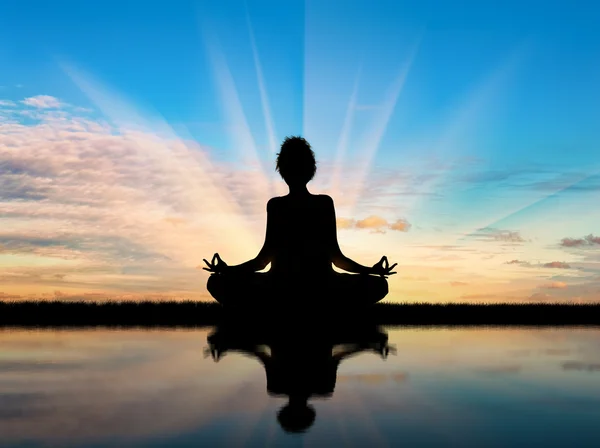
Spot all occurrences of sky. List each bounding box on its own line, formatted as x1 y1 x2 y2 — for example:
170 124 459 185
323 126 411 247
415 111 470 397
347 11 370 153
1 0 600 303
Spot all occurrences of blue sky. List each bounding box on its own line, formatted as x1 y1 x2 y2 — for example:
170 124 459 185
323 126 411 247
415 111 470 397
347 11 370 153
1 0 599 302
2 0 599 163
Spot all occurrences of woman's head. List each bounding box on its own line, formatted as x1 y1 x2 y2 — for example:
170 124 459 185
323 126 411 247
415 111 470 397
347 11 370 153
276 136 316 186
277 401 316 433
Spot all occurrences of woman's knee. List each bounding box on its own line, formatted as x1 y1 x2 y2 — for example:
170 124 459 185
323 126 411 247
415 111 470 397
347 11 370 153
370 276 388 301
207 274 224 298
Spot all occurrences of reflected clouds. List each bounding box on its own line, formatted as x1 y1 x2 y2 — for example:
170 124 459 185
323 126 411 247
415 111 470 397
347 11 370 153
0 327 600 446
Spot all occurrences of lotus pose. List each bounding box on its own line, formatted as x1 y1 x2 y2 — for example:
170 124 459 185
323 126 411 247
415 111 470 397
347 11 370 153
203 136 397 307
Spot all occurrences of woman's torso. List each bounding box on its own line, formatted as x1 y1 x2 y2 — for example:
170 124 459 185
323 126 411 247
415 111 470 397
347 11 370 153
268 194 334 278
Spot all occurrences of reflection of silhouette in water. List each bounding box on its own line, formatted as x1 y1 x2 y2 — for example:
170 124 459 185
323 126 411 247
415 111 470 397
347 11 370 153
203 136 397 308
205 320 393 433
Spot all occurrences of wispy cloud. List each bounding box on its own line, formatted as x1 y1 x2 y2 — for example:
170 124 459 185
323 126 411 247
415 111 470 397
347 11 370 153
0 292 22 299
528 292 553 301
542 261 571 269
336 217 356 229
561 234 600 248
504 260 573 270
337 215 411 233
540 281 568 289
468 227 526 244
390 219 411 232
356 215 388 230
505 259 531 266
21 95 63 109
0 92 272 297
450 281 468 287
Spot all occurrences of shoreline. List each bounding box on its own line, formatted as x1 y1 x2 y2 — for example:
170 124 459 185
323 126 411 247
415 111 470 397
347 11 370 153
1 301 600 327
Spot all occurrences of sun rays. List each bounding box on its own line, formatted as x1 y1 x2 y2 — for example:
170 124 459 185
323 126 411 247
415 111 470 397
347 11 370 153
245 6 285 197
60 61 262 263
57 15 424 270
329 65 362 202
345 39 420 215
55 20 526 302
2 2 597 304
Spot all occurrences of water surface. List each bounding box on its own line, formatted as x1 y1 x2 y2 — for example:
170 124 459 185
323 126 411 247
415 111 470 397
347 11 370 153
1 326 599 447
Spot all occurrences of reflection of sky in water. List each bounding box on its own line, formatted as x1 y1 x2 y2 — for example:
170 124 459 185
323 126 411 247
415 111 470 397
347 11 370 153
1 327 600 447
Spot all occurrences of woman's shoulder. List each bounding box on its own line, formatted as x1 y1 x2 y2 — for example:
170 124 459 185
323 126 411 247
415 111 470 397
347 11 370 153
315 194 334 206
267 194 333 210
267 196 283 211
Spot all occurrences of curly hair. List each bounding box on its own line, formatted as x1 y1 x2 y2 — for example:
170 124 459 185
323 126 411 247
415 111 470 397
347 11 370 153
275 136 317 185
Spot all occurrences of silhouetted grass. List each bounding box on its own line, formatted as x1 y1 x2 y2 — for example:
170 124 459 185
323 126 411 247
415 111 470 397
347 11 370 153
1 301 600 327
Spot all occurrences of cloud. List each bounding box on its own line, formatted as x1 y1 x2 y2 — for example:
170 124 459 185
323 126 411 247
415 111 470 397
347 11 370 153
0 292 22 300
21 95 63 109
561 234 600 248
6 289 204 302
561 237 587 247
390 219 411 232
0 233 171 264
589 235 600 244
460 293 506 300
528 292 552 301
0 100 15 107
459 291 559 303
505 259 575 270
336 217 356 229
356 215 388 230
469 227 526 244
0 96 270 296
505 259 532 267
542 261 571 269
540 281 567 289
450 281 468 287
337 215 411 233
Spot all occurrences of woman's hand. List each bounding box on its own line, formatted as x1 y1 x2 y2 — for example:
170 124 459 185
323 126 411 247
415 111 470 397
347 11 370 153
202 253 229 274
204 344 226 362
374 342 397 359
370 256 397 277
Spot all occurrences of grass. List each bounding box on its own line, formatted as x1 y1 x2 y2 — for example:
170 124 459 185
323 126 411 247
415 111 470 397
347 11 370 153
1 301 600 327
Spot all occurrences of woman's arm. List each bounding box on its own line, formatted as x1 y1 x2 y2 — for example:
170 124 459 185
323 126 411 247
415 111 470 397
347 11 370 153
224 199 275 274
325 196 373 275
207 345 271 365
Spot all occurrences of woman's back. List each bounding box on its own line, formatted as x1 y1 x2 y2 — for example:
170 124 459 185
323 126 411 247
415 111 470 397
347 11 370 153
267 194 334 278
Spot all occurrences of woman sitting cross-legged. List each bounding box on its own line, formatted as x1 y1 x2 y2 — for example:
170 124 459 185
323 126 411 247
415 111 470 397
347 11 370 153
203 136 397 308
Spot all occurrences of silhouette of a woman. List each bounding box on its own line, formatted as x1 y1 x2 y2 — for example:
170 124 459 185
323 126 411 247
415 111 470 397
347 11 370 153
203 136 397 307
